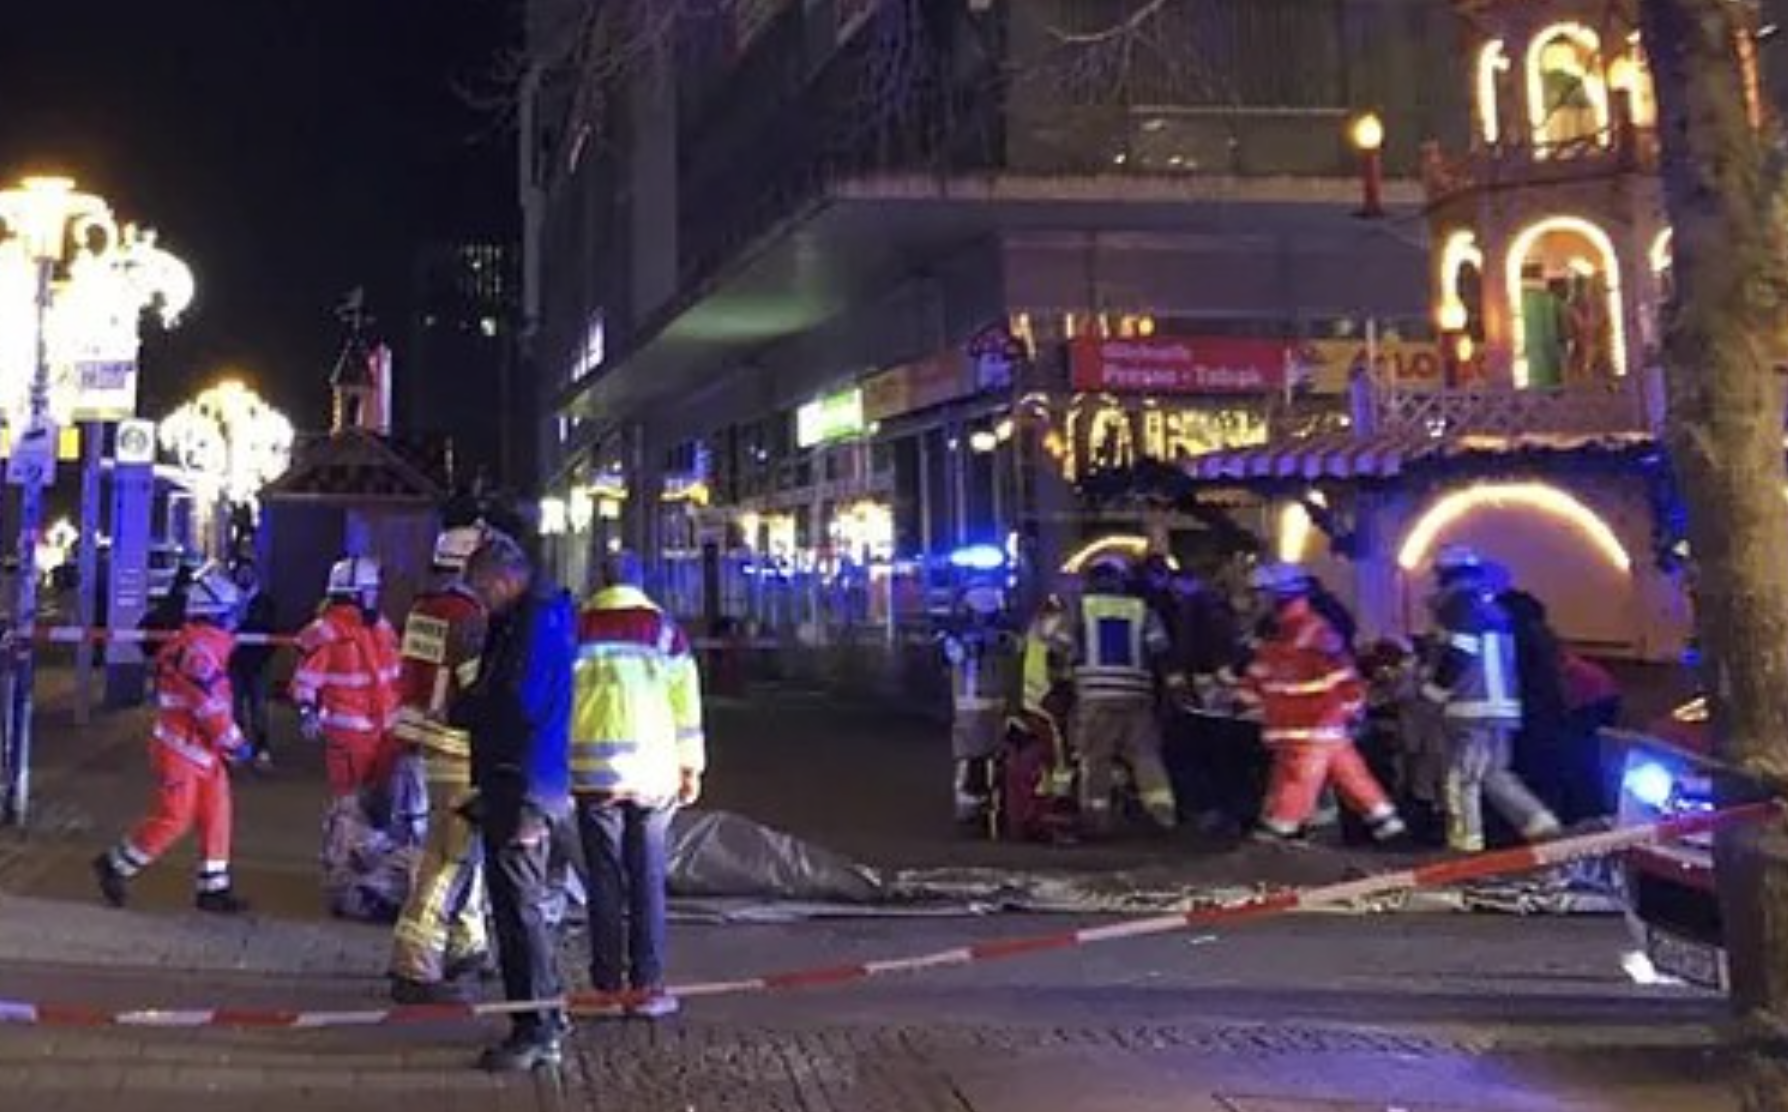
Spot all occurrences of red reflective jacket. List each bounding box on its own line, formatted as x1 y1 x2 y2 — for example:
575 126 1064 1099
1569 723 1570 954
1235 603 1363 745
292 602 402 744
153 623 243 770
393 586 487 781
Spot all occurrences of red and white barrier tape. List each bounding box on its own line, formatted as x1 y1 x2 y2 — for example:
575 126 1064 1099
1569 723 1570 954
0 802 1774 1031
22 625 773 652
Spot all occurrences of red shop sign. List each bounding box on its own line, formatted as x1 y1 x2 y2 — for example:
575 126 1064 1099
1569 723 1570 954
1069 336 1290 394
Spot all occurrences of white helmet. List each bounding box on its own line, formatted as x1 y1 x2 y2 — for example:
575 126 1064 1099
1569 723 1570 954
1434 544 1486 577
326 556 382 597
186 564 243 621
432 525 485 573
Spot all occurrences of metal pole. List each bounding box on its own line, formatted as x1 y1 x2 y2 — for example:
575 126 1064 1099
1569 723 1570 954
7 256 55 828
73 421 102 725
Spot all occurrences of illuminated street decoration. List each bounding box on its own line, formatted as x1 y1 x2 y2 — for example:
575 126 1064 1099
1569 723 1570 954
160 380 295 508
1064 398 1269 481
0 185 194 426
1397 481 1633 573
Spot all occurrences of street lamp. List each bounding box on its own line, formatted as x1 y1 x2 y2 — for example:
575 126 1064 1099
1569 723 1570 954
161 379 295 554
1349 112 1386 219
0 176 116 826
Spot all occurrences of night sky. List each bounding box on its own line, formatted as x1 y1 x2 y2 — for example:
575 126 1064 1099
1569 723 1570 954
0 0 517 430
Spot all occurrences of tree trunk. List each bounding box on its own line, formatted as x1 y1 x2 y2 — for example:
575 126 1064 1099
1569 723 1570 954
1642 2 1788 1106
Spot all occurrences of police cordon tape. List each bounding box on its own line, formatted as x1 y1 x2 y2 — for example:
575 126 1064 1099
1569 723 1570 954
21 625 780 652
0 801 1775 1030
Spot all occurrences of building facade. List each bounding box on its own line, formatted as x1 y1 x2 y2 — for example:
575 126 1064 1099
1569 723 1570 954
520 0 1465 684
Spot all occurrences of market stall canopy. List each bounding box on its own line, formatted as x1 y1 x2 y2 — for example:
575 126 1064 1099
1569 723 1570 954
1182 428 1655 486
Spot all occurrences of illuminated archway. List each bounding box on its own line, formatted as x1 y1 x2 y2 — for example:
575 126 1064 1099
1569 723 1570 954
1062 534 1177 575
1396 481 1633 574
1478 39 1512 143
1506 215 1628 386
1437 229 1486 332
1526 23 1611 150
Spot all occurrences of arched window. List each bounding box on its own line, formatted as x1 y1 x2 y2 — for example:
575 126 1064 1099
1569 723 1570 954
1477 39 1512 144
1506 217 1628 387
1526 24 1611 151
1437 230 1486 336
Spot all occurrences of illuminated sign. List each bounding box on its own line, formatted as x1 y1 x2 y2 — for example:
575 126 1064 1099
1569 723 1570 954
1070 336 1289 394
1063 400 1269 481
795 388 865 448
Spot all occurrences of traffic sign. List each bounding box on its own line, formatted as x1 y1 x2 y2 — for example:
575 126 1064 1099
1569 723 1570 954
7 420 59 488
115 419 155 465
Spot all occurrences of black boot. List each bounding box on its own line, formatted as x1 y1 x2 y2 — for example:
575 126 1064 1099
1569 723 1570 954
478 1025 563 1073
195 889 251 915
92 854 128 909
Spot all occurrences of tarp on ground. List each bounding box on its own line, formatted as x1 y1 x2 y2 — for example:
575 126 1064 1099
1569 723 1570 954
663 810 1624 919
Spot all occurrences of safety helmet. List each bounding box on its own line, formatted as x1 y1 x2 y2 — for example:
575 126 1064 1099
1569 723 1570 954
1433 544 1487 579
1249 562 1311 598
326 556 382 598
432 525 485 573
185 564 243 622
1084 556 1131 593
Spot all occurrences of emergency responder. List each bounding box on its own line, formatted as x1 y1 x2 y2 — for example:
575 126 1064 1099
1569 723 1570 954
939 579 1019 826
388 526 492 1004
293 556 406 919
1019 593 1075 812
94 565 251 913
1057 557 1178 833
570 551 705 1023
1234 563 1405 843
1422 545 1561 852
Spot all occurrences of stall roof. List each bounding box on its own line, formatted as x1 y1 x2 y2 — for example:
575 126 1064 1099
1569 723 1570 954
262 429 446 505
1183 428 1656 485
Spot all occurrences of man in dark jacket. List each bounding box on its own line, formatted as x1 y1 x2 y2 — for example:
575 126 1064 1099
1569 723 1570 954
227 560 278 770
454 533 575 1073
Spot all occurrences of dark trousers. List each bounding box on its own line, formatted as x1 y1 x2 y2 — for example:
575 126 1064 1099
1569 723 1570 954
482 796 565 1035
231 669 270 756
576 799 672 993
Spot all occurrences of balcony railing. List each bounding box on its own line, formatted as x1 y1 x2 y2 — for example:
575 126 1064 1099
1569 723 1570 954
1422 121 1659 204
1369 378 1651 438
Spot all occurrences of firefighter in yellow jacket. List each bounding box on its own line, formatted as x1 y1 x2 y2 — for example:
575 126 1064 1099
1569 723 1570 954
569 552 706 1019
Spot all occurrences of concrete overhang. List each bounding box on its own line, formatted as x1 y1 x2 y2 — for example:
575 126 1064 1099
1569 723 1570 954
556 171 1429 430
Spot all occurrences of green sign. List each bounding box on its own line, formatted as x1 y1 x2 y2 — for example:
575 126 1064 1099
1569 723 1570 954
796 388 865 448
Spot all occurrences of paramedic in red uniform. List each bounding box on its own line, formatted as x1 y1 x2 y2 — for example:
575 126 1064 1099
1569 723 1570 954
1234 563 1406 844
94 565 251 913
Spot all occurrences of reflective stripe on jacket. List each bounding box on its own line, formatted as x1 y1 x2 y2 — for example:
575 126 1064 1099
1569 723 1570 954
394 586 487 781
570 586 705 801
942 629 1018 714
1234 604 1363 745
153 623 243 769
1063 594 1168 702
1426 586 1523 725
291 602 403 742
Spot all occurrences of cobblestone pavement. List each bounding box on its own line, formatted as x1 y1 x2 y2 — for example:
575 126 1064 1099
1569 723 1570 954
0 673 1746 1111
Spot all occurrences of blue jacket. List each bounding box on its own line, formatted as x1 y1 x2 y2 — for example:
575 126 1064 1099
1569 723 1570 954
456 585 575 813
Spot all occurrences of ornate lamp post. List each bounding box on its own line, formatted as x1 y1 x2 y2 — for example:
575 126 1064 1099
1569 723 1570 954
0 176 194 823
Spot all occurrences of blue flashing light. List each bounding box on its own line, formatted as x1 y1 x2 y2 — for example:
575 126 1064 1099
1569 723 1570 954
1624 760 1677 811
950 544 1007 572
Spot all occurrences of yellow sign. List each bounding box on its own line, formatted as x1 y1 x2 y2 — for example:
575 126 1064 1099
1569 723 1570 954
0 426 80 462
1064 402 1269 482
1297 339 1450 393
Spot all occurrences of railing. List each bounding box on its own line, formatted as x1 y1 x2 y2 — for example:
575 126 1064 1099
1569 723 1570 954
1421 122 1658 203
1371 379 1650 437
